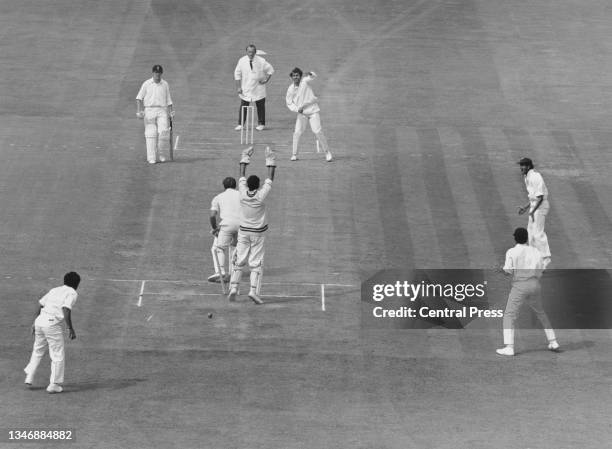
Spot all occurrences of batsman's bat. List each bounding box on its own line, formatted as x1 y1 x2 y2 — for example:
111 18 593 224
169 116 174 161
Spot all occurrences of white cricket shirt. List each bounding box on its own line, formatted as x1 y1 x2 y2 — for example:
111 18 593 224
34 285 78 327
286 74 320 115
238 177 272 235
524 169 548 207
503 244 544 282
210 188 241 228
234 55 274 102
136 78 173 107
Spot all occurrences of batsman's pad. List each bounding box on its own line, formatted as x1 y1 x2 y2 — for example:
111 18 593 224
240 146 255 164
265 146 276 166
158 129 171 159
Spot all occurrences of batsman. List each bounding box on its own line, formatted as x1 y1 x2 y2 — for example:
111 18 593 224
136 65 175 164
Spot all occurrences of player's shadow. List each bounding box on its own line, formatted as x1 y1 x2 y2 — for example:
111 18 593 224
517 340 595 355
165 157 215 164
62 377 147 393
260 296 318 305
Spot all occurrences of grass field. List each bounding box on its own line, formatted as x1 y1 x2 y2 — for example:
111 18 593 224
0 0 611 448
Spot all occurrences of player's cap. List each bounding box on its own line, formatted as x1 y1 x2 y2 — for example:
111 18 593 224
152 65 163 73
513 227 528 241
517 157 533 166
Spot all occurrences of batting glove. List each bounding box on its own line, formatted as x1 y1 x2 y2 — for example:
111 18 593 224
169 110 176 118
136 111 144 119
265 146 276 167
240 146 255 164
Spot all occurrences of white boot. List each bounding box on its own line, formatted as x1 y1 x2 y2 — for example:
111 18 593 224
497 329 515 355
545 329 560 352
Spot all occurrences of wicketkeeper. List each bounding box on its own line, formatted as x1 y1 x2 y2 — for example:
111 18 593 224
228 146 276 304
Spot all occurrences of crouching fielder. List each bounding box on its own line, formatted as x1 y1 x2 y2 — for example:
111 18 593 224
286 68 333 162
24 272 80 393
228 146 276 304
136 65 174 164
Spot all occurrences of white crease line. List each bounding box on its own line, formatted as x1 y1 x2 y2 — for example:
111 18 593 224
177 143 291 148
146 292 318 299
84 277 356 288
137 280 145 307
321 284 326 311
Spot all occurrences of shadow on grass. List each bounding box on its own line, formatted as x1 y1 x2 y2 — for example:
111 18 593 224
62 377 147 393
260 296 318 305
518 340 595 355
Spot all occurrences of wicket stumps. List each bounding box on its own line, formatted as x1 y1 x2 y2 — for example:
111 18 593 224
241 105 255 145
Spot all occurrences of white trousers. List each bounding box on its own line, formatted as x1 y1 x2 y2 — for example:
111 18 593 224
528 201 551 259
230 232 265 291
24 323 66 385
144 107 170 162
292 112 330 156
502 278 555 345
212 225 238 275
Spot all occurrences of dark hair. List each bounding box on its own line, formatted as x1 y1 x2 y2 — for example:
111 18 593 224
290 67 303 78
518 158 534 170
513 227 528 244
246 44 256 52
223 177 237 189
247 175 260 191
64 272 81 290
152 64 163 73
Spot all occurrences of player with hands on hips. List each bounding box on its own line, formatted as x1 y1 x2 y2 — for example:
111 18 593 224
234 44 274 131
136 65 175 164
228 146 276 304
286 68 332 162
23 272 81 394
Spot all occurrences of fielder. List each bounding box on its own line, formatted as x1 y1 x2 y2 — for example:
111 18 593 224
286 68 333 162
517 157 551 268
136 65 175 164
24 272 80 393
496 228 560 356
209 177 241 283
228 146 277 304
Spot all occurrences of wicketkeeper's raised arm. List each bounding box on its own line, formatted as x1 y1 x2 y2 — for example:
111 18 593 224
239 145 254 177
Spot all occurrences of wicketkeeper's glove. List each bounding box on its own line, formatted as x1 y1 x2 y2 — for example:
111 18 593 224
240 146 255 164
265 146 276 167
